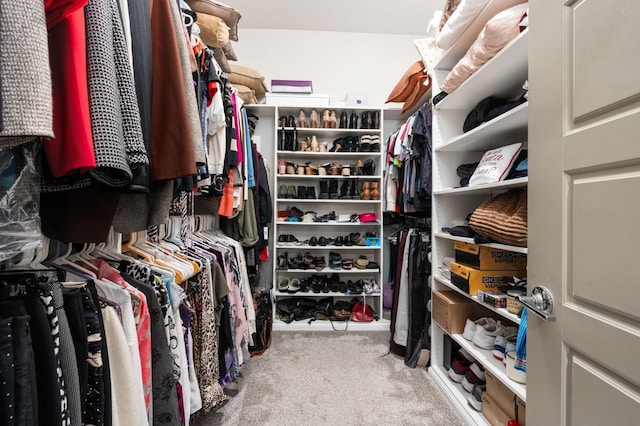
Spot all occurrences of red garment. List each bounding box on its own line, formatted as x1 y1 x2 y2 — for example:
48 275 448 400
45 7 96 177
45 0 87 29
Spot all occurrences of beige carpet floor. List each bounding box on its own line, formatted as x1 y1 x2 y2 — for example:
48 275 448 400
192 330 464 425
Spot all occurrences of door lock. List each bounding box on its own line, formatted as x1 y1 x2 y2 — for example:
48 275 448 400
516 286 555 321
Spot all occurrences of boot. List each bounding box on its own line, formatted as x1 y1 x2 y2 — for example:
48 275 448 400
329 180 339 199
361 182 371 200
278 129 286 151
370 182 380 200
291 127 298 151
371 110 380 129
348 113 358 129
360 111 369 129
319 180 329 199
284 130 293 151
350 179 360 200
287 185 297 199
297 186 307 199
363 159 376 176
305 186 317 199
339 180 350 199
339 111 348 128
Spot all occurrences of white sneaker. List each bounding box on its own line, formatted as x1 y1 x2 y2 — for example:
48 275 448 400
462 317 495 341
493 333 518 361
473 322 503 350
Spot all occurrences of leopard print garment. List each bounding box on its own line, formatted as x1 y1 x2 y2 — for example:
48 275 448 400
187 266 225 412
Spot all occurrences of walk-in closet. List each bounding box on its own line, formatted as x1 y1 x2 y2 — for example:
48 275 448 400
1 0 639 425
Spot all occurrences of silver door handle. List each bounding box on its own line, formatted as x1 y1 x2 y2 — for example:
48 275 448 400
516 286 555 321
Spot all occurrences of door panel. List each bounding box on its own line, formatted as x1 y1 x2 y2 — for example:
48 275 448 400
529 0 640 424
571 0 640 120
570 167 640 321
569 353 640 425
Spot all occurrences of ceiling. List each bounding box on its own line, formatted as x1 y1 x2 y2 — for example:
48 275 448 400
226 0 441 35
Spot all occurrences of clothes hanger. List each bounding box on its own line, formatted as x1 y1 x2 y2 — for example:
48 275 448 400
46 241 98 280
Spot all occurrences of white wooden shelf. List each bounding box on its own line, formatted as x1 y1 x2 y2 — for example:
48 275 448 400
434 232 528 254
275 245 381 250
429 365 490 426
446 329 527 400
434 275 521 325
435 30 529 112
276 175 382 179
272 318 389 331
272 106 384 331
436 103 528 153
278 267 380 274
433 177 528 195
274 291 381 298
276 198 381 203
275 221 381 226
278 127 381 133
277 151 382 158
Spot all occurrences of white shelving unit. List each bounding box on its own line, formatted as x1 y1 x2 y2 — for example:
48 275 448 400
269 106 387 331
429 28 529 425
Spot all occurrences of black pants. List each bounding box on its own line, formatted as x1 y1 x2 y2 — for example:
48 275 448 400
0 301 39 426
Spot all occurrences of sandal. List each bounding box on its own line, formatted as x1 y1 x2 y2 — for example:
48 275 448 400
314 256 326 271
355 255 369 269
277 278 289 293
342 258 353 270
288 278 301 293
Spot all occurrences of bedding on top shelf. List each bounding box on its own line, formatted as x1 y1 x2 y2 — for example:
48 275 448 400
434 3 528 104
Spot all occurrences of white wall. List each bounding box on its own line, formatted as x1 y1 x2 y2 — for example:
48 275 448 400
232 29 425 108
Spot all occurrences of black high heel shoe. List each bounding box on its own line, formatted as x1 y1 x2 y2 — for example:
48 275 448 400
279 115 288 128
360 111 369 129
348 113 358 129
339 112 348 128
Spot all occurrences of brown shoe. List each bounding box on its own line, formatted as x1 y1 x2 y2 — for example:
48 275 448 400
370 182 380 200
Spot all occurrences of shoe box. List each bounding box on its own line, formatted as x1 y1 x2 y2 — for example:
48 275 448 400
450 261 527 296
516 396 526 426
485 370 517 420
454 241 527 271
432 290 490 334
482 393 515 426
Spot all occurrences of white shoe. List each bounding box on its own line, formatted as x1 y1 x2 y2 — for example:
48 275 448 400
473 322 503 350
462 317 495 341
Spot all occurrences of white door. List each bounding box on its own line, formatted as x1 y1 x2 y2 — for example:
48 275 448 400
528 0 640 424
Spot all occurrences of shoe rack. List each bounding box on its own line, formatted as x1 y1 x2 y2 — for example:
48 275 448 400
271 106 387 331
429 30 529 425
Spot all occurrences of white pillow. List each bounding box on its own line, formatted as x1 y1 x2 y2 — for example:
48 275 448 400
436 0 526 51
469 142 523 186
437 0 491 50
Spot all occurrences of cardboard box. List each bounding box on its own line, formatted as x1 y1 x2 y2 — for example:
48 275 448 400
482 393 516 426
454 241 527 271
486 370 517 419
477 290 508 308
450 262 526 296
265 93 330 106
432 290 486 334
516 397 526 426
271 79 313 94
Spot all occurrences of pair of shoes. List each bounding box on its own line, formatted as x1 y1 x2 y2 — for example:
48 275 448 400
462 363 486 393
462 317 494 340
277 278 301 293
321 109 338 128
276 252 288 270
360 135 381 152
296 186 317 199
278 234 300 245
493 333 518 363
467 384 486 412
362 279 380 294
473 321 518 350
